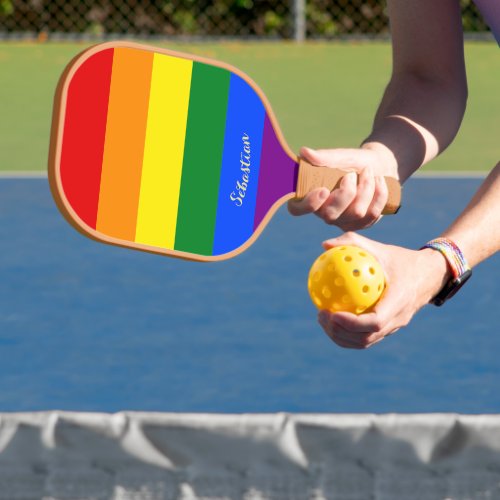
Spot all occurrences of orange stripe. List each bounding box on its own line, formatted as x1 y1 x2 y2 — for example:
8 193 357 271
97 48 153 241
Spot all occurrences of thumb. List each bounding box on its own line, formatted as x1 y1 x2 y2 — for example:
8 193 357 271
299 146 330 167
300 146 366 171
322 231 370 250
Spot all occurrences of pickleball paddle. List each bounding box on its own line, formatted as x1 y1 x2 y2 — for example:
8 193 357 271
49 41 401 262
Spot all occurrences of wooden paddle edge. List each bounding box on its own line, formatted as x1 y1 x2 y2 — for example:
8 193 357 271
48 41 299 262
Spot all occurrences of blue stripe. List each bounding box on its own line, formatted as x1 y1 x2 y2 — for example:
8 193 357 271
212 74 265 256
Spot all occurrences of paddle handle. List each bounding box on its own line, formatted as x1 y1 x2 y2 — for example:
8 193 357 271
295 158 401 215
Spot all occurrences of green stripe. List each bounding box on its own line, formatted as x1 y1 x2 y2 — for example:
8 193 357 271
174 62 230 255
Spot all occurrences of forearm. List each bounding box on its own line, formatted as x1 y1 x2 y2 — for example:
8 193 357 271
412 163 500 307
363 73 467 181
441 162 500 267
361 0 467 182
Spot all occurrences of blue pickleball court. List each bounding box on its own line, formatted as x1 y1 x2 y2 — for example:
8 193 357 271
0 175 498 413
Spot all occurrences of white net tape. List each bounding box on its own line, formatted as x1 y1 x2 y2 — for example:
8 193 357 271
0 412 500 499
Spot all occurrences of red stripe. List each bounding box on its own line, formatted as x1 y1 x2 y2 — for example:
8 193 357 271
60 48 114 229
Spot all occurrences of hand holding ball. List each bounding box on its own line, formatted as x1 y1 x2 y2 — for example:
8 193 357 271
308 245 385 314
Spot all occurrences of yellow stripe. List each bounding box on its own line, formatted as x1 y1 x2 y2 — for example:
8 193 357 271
135 53 193 248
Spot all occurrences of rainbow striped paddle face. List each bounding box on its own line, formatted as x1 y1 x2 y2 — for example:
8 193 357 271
50 42 300 261
50 42 401 261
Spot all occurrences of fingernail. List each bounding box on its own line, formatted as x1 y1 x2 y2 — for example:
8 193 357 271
318 189 329 200
300 146 315 156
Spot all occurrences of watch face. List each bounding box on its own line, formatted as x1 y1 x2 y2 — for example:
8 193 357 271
432 269 472 306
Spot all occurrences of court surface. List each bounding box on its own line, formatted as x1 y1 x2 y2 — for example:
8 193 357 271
0 175 499 413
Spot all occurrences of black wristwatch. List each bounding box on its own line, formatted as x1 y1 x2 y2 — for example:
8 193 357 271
421 238 472 307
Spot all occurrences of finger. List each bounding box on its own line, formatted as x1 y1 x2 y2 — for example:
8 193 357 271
316 172 358 224
299 147 334 167
322 231 371 251
319 308 395 349
331 337 365 349
364 335 386 348
321 233 389 273
288 187 330 216
342 166 376 221
319 311 372 349
364 176 389 221
332 296 402 340
330 311 385 335
321 174 390 231
300 146 370 170
330 315 392 348
331 325 373 348
322 326 365 349
338 215 382 233
360 327 399 348
329 327 381 349
329 167 378 231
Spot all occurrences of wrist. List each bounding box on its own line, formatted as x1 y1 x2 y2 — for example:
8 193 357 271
418 248 452 302
361 141 399 178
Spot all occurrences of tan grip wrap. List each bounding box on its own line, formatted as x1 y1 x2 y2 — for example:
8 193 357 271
295 158 401 215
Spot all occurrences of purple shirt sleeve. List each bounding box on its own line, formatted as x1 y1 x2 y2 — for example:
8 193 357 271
473 0 500 45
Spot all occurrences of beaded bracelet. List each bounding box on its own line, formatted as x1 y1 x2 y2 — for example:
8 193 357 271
420 238 472 306
421 238 470 278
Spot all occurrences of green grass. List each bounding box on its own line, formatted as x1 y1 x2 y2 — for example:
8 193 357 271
0 41 497 172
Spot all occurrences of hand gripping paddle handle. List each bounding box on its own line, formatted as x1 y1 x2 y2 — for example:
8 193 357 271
295 158 401 214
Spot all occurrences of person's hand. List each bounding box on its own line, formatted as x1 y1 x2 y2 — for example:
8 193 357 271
288 145 398 231
316 232 451 349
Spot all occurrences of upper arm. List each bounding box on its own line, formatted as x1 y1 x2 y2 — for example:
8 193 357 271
387 0 467 86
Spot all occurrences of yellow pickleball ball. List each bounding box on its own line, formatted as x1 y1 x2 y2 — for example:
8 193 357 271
308 245 385 314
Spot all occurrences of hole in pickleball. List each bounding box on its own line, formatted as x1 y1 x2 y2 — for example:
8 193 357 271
313 294 322 307
359 251 367 257
313 271 321 282
334 277 344 286
369 267 375 275
344 256 352 262
342 295 351 304
378 284 382 291
322 286 332 299
362 285 369 293
352 269 360 277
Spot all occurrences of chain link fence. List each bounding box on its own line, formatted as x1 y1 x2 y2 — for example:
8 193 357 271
0 0 491 40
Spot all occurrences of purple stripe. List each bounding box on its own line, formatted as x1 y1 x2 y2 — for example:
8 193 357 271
253 116 298 229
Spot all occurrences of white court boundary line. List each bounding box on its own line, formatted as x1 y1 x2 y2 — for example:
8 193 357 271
0 171 48 178
414 170 487 178
0 170 488 179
